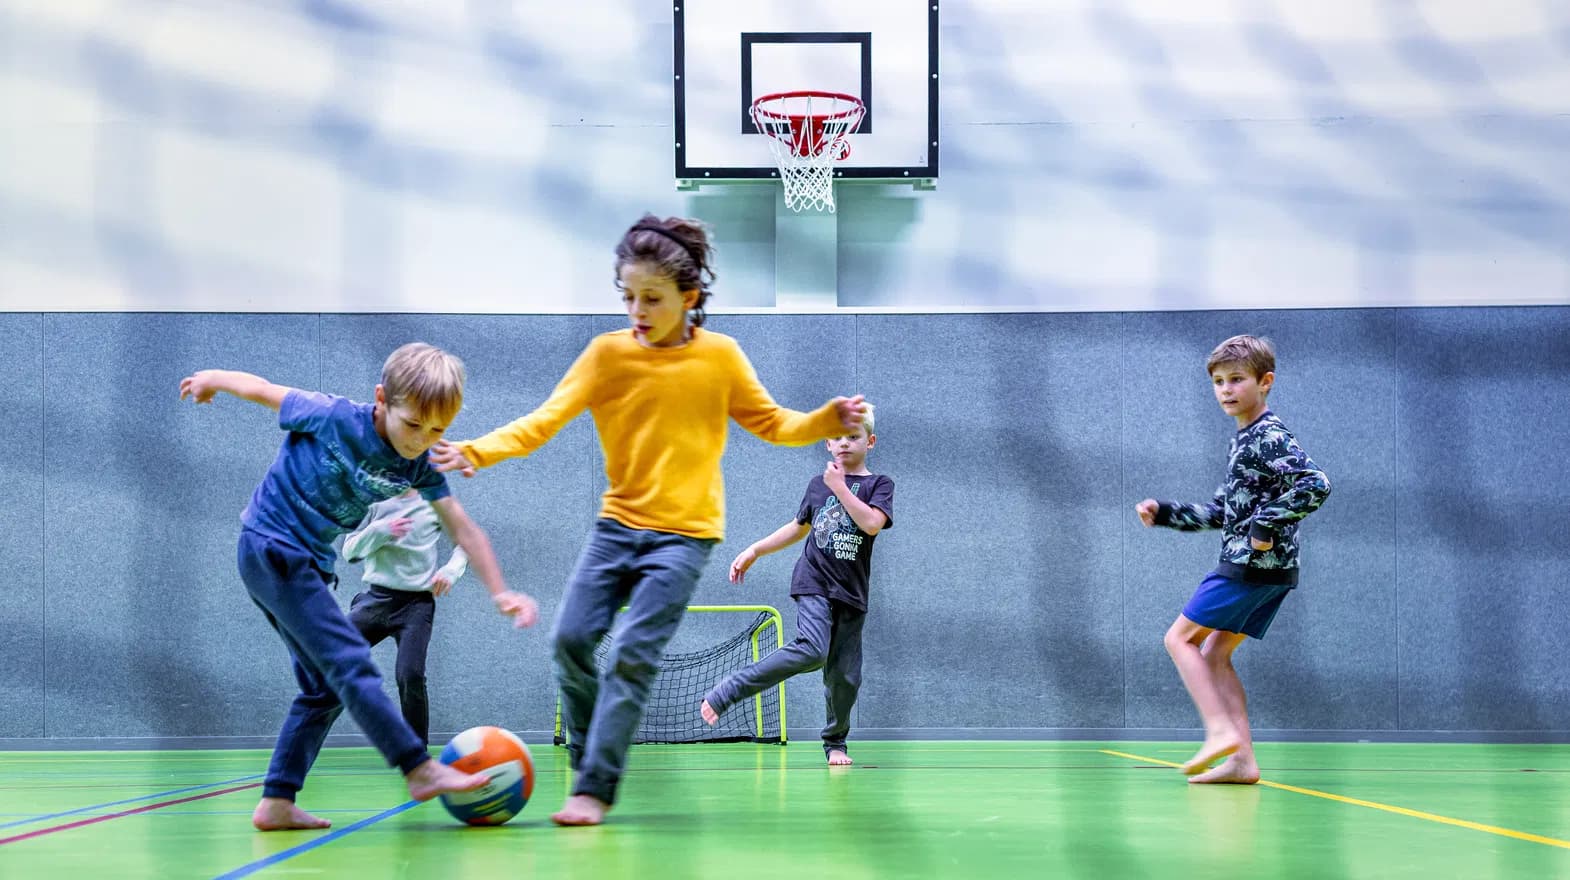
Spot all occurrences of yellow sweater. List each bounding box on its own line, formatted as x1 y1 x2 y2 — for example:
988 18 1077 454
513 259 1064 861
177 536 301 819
457 328 845 540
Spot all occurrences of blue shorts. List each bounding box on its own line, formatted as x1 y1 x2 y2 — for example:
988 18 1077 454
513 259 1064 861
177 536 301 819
1181 571 1293 640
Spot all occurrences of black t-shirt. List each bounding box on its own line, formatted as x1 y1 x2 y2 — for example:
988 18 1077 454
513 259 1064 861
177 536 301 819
788 473 895 612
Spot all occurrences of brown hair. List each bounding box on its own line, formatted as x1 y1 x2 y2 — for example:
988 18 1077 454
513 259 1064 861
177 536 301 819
1206 335 1276 381
614 214 717 326
381 342 466 424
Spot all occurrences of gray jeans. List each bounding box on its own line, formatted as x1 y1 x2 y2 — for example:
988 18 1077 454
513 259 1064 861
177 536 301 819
704 594 866 755
552 518 716 805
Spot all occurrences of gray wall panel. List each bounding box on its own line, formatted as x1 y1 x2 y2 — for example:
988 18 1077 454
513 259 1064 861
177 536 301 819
1395 308 1570 731
43 314 320 738
0 315 44 737
851 314 1127 730
8 306 1569 744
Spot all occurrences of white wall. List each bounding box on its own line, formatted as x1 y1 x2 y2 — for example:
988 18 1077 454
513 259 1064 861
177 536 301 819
2 0 1566 312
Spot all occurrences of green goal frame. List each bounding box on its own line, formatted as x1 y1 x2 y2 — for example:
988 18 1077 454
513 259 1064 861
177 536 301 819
552 604 787 745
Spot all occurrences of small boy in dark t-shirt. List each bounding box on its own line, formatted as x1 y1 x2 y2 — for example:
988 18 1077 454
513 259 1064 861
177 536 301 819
700 407 894 765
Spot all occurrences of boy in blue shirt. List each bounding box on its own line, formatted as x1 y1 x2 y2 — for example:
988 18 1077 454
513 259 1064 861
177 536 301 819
1137 335 1330 783
180 343 538 831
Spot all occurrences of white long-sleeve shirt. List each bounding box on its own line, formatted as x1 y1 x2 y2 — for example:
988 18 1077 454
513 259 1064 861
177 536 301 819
341 492 467 592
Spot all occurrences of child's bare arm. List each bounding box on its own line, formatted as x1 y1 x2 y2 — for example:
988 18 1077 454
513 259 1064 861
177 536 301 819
179 370 293 411
429 496 538 628
823 461 888 535
729 520 811 584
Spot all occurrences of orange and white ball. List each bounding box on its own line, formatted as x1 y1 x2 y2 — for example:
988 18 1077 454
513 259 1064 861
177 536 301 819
437 725 535 826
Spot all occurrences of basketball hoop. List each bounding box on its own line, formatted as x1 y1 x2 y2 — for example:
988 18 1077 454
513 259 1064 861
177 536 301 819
749 90 866 213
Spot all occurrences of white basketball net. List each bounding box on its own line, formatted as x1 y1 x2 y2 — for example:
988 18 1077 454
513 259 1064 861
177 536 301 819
750 92 866 213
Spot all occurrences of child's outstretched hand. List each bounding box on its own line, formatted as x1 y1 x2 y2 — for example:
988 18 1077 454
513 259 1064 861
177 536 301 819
1135 499 1158 526
493 590 539 628
729 547 758 584
830 395 867 432
178 371 223 404
429 441 477 477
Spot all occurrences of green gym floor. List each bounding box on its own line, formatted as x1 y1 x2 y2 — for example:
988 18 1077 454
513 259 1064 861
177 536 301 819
2 741 1568 878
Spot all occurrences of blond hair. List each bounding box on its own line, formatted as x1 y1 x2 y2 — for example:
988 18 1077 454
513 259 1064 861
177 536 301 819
861 402 876 436
1206 335 1276 381
381 343 466 424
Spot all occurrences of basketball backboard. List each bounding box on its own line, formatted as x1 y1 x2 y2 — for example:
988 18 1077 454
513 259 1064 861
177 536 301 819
674 2 939 187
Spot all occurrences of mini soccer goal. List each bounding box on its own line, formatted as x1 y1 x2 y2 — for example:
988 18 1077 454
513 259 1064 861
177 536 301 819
553 605 787 745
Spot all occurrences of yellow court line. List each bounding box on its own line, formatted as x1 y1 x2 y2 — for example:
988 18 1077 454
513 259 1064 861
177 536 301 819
1100 749 1570 851
856 747 1112 753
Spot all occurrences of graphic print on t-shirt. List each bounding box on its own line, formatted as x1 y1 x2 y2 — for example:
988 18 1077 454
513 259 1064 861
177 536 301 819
812 481 864 561
316 440 415 527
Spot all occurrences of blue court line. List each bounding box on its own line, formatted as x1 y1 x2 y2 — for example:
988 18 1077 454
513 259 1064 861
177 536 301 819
0 774 265 830
212 800 422 880
130 808 377 816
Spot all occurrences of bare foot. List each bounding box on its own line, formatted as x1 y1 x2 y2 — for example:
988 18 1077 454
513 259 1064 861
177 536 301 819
700 700 718 726
1187 756 1260 785
404 759 490 803
252 797 332 831
1181 733 1241 775
551 794 610 826
827 749 853 766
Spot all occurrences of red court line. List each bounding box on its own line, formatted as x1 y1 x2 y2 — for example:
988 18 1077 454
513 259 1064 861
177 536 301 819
0 783 261 846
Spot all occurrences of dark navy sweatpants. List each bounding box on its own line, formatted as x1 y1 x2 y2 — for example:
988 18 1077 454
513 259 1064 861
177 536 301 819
237 528 429 801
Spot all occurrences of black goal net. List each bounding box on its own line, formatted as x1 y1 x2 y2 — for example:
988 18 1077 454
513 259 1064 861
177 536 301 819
554 607 786 745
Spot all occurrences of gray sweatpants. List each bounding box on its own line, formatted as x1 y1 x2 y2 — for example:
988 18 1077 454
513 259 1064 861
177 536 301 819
553 518 716 805
704 594 866 755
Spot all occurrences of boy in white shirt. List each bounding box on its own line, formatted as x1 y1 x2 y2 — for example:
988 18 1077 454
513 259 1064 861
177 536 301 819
344 488 469 745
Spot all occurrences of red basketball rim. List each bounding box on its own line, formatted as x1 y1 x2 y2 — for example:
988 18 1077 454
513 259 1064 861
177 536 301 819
749 90 865 125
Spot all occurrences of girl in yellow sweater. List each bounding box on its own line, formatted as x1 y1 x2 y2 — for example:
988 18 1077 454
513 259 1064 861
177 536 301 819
432 214 865 825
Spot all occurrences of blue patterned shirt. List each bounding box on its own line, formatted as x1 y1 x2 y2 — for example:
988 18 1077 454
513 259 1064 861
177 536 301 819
241 391 450 568
1155 410 1330 586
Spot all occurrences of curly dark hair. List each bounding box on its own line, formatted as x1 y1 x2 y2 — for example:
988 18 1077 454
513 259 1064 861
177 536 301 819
614 214 717 326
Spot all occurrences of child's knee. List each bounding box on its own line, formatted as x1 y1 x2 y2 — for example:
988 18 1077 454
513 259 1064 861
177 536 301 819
1200 643 1236 670
298 690 344 714
331 648 383 686
828 668 861 690
552 624 601 663
609 652 660 688
789 634 830 671
1163 617 1208 655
